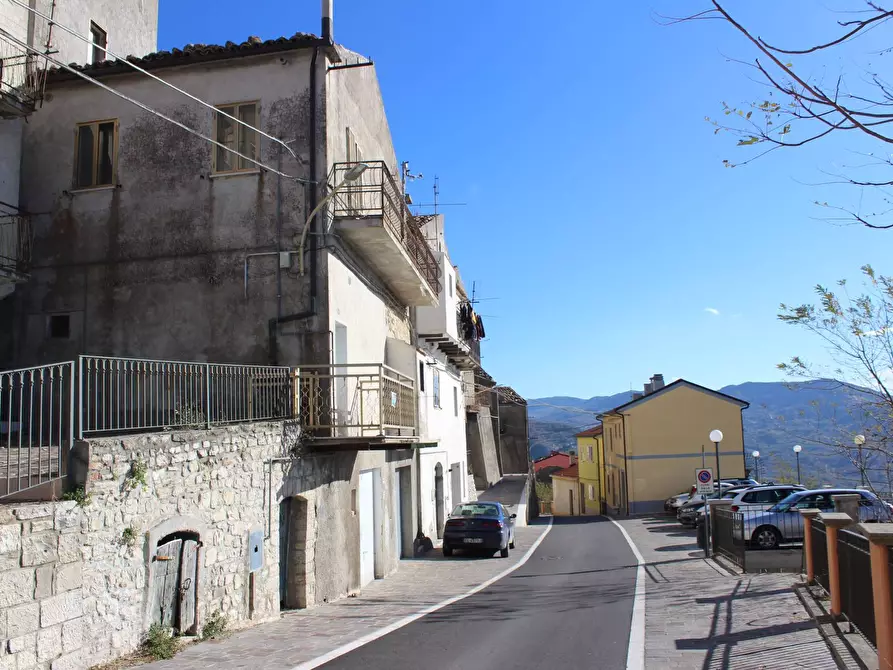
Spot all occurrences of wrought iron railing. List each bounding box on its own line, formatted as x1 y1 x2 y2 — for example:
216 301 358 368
0 42 44 112
294 363 416 439
78 356 293 437
0 213 32 280
0 362 74 498
837 527 876 645
812 521 830 593
329 161 441 295
712 507 746 568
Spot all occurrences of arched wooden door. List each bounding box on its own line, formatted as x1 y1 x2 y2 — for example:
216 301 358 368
153 532 200 634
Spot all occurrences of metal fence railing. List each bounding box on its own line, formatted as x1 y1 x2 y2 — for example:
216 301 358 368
0 212 32 281
78 356 293 437
329 161 441 296
838 527 876 646
0 362 74 498
712 508 746 568
812 521 830 593
294 363 416 439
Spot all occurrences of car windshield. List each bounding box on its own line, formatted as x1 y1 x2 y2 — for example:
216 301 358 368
451 503 499 517
768 492 804 513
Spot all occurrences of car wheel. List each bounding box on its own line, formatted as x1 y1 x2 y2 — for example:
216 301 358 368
442 545 453 557
752 526 781 550
509 533 515 549
500 545 509 558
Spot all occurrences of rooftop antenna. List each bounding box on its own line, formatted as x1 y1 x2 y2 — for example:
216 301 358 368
434 176 439 214
401 161 423 202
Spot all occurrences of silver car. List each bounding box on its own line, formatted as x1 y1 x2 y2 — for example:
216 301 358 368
744 488 892 550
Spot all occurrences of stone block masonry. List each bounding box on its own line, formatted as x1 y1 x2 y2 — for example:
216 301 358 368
0 500 85 670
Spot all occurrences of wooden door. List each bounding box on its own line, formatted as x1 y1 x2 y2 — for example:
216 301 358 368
178 539 199 634
154 538 183 629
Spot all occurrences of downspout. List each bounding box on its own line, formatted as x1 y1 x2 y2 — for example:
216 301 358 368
620 412 630 516
269 45 322 365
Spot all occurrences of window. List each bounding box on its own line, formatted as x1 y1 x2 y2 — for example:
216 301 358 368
742 490 778 504
588 445 593 462
213 102 259 173
588 484 595 500
89 22 107 65
48 314 70 339
433 369 441 408
418 361 425 392
75 120 117 188
453 386 458 417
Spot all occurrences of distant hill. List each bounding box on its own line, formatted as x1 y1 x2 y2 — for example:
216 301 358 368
528 380 873 487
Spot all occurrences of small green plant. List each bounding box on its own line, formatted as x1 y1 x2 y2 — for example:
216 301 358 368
201 611 229 640
142 623 178 660
121 527 138 547
174 402 207 428
62 486 91 507
126 458 149 491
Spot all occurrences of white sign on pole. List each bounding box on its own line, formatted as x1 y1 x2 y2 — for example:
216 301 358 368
695 468 714 495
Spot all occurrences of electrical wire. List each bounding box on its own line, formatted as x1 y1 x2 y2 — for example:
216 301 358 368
6 0 308 176
0 29 310 184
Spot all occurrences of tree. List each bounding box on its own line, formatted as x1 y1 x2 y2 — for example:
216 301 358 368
669 1 893 229
778 265 893 495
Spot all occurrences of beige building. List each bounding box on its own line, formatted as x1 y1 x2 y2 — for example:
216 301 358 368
599 376 749 515
551 463 580 516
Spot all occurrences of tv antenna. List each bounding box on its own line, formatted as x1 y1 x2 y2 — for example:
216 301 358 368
413 176 467 213
401 161 423 195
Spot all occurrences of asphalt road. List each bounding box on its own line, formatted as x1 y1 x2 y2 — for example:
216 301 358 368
320 516 638 670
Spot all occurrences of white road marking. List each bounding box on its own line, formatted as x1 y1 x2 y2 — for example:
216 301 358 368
608 518 645 670
290 516 555 670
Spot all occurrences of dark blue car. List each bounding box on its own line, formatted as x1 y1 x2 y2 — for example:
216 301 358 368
442 502 516 558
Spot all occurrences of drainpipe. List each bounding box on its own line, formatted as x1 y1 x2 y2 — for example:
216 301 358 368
620 412 630 516
269 46 321 365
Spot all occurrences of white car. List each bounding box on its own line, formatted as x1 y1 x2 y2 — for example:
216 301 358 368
728 485 805 513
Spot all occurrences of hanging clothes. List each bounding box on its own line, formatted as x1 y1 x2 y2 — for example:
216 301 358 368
476 316 486 340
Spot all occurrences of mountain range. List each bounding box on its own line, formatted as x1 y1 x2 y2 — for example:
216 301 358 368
528 380 877 488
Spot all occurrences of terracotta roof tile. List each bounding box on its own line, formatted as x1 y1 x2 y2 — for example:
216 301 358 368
574 424 603 438
553 464 578 479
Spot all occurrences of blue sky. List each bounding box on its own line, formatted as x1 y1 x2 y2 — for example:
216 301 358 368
159 1 893 399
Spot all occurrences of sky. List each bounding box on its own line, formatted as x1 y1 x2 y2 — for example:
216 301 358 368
158 1 893 399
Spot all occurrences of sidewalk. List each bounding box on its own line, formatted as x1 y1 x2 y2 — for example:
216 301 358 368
618 517 838 670
140 522 549 670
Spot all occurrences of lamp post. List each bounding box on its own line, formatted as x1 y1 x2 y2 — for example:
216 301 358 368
793 445 802 485
709 429 724 490
855 434 866 488
752 450 761 483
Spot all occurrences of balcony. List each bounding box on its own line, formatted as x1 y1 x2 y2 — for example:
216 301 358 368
0 51 43 118
0 213 32 283
329 161 440 306
294 364 418 449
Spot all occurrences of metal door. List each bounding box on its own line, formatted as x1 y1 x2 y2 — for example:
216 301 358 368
359 471 375 586
450 463 462 507
434 464 444 538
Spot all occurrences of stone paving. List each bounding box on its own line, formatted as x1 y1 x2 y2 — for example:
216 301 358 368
140 522 549 670
618 516 839 670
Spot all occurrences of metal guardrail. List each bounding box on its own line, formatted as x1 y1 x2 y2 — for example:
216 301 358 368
294 363 416 439
0 362 74 498
78 356 293 437
712 508 746 568
329 161 441 295
838 527 876 646
0 213 32 280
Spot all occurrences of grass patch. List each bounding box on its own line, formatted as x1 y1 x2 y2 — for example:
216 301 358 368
202 611 229 640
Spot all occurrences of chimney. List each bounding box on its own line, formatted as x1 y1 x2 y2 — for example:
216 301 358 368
632 391 644 400
652 374 665 390
322 0 333 43
569 453 576 465
644 382 653 395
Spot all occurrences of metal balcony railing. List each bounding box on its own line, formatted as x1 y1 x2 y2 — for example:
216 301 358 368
0 44 45 114
0 213 32 281
294 363 416 439
329 161 441 295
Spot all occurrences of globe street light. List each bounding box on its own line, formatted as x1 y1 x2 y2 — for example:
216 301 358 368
855 434 866 487
752 450 761 483
793 445 802 485
709 430 724 490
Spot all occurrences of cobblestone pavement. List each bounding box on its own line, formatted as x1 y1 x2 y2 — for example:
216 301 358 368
140 522 549 670
618 517 838 670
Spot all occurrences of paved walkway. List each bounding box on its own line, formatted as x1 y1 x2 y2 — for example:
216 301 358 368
141 523 549 670
618 516 838 670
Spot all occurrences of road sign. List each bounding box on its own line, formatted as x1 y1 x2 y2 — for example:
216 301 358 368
696 468 714 495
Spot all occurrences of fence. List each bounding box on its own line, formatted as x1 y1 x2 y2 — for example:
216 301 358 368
813 521 830 591
0 212 31 280
712 508 746 568
837 528 876 645
294 363 416 439
78 356 293 437
0 362 74 498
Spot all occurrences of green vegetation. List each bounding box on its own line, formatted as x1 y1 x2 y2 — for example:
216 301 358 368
142 624 178 660
121 527 138 547
201 611 229 640
126 458 149 491
62 486 91 507
535 481 553 504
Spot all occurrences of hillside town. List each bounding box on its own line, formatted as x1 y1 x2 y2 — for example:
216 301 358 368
2 2 893 670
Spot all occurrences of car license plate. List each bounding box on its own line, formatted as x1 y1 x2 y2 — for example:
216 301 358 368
463 538 483 544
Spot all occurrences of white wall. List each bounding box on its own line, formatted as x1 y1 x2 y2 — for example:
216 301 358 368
327 253 388 366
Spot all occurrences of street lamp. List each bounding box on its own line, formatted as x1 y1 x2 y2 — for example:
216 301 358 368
793 445 802 485
752 450 761 483
298 162 370 275
855 434 866 487
709 429 723 490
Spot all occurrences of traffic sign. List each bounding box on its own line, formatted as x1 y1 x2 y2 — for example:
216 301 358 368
696 468 714 495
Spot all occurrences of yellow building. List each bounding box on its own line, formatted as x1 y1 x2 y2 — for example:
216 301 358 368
599 376 749 516
551 464 580 516
575 425 605 515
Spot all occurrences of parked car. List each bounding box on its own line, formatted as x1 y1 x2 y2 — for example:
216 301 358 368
744 488 893 549
678 502 705 527
728 485 806 513
664 491 692 512
724 478 761 487
442 502 516 558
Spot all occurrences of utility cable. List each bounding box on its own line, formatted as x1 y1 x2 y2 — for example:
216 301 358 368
6 0 309 178
0 28 307 183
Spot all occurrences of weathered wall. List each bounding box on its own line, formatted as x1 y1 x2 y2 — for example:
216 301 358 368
0 500 85 670
466 407 500 492
15 51 323 367
497 402 529 475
